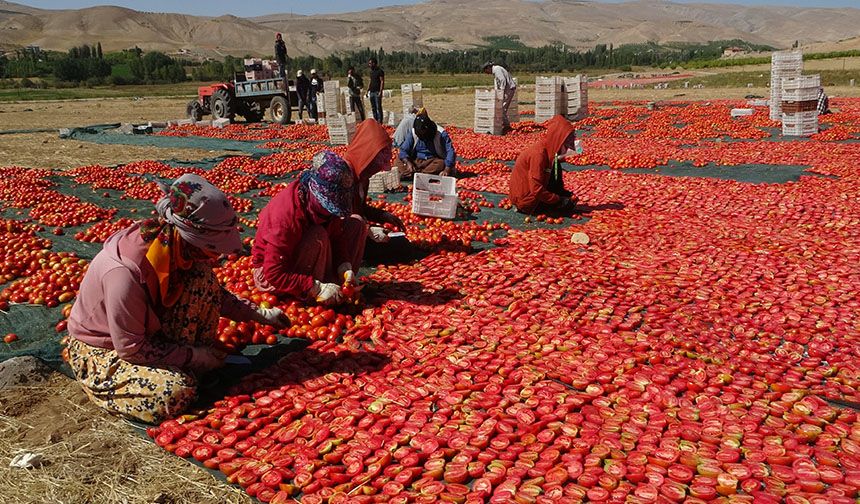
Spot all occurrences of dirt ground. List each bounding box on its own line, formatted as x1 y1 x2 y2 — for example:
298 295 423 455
6 84 854 169
0 78 857 503
0 369 252 504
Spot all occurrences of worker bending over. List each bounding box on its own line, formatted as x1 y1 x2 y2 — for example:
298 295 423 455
509 115 578 215
396 113 456 178
483 61 517 132
66 175 288 423
252 150 367 307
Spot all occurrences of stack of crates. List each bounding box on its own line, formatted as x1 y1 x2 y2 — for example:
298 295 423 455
506 78 519 125
781 74 820 136
323 80 345 118
327 113 356 145
368 169 401 193
770 51 803 121
401 83 424 113
534 76 565 123
474 89 505 135
563 75 589 121
262 60 280 79
244 59 264 81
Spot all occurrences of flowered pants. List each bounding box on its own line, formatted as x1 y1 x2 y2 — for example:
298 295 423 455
67 264 222 424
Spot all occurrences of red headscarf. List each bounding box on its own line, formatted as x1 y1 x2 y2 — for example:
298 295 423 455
344 120 392 182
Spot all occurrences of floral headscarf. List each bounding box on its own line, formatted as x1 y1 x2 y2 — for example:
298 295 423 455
141 174 241 306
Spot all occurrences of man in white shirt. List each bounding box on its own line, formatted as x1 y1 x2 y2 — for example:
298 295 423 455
394 107 423 147
483 61 517 132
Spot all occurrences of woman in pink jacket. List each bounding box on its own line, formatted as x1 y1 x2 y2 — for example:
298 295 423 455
67 174 288 423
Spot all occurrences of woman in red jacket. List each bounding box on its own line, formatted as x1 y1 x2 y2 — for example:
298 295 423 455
509 115 578 215
252 157 365 306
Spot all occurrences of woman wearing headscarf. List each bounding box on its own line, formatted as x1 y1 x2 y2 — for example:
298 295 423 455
509 115 578 215
252 157 367 306
67 174 288 423
346 120 405 245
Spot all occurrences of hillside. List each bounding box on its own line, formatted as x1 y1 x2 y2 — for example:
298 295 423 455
2 0 860 58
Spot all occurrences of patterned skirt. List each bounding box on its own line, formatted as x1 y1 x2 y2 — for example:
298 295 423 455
67 264 222 424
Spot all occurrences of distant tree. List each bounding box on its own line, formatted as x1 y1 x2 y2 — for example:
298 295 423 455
97 42 103 59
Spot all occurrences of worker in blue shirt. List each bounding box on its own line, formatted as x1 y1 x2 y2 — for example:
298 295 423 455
396 114 456 178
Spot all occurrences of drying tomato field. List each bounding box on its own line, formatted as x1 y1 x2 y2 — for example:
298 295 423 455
3 99 860 503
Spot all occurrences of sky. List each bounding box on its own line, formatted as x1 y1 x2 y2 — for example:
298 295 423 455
15 0 859 18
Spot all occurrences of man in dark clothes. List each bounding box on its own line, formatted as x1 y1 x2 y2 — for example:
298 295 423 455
295 70 313 121
309 69 324 119
347 66 366 121
367 57 385 123
274 33 288 81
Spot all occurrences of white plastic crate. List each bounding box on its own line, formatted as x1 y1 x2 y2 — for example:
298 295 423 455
327 113 356 145
368 169 401 193
323 80 345 116
782 111 818 136
782 123 818 137
782 75 820 90
474 88 505 134
401 83 424 113
412 173 458 219
781 88 819 102
731 108 755 117
747 99 768 107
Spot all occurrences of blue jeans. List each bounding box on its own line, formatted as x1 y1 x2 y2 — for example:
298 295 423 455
368 91 383 123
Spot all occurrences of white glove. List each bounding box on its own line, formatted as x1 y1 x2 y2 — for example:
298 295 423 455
312 280 344 306
188 346 226 374
368 226 389 243
337 263 357 284
255 307 290 328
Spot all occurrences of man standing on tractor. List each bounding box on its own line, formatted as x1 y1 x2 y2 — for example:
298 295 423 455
274 33 289 85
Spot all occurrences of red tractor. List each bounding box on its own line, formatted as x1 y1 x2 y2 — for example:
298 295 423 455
187 74 299 125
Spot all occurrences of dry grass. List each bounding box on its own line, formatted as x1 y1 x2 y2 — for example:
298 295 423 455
0 372 253 504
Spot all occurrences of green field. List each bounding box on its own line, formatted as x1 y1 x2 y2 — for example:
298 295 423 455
673 69 860 89
0 72 609 102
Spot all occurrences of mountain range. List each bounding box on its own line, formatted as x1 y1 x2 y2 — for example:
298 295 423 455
2 0 860 58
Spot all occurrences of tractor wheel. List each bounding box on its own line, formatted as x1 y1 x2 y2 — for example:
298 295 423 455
210 89 235 122
269 95 291 125
242 101 264 123
186 100 204 121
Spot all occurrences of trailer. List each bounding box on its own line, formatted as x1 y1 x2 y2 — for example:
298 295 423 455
187 73 299 125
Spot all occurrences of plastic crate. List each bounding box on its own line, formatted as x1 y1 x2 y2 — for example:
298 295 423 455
781 100 817 114
401 83 424 112
781 75 819 90
781 87 819 102
730 108 754 117
327 113 356 145
782 123 818 137
368 169 401 193
412 173 458 219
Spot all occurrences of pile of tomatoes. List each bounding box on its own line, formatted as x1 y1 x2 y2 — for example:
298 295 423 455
0 252 87 306
74 218 136 242
3 98 860 502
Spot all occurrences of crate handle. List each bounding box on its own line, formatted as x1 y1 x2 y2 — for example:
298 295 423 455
428 178 442 184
